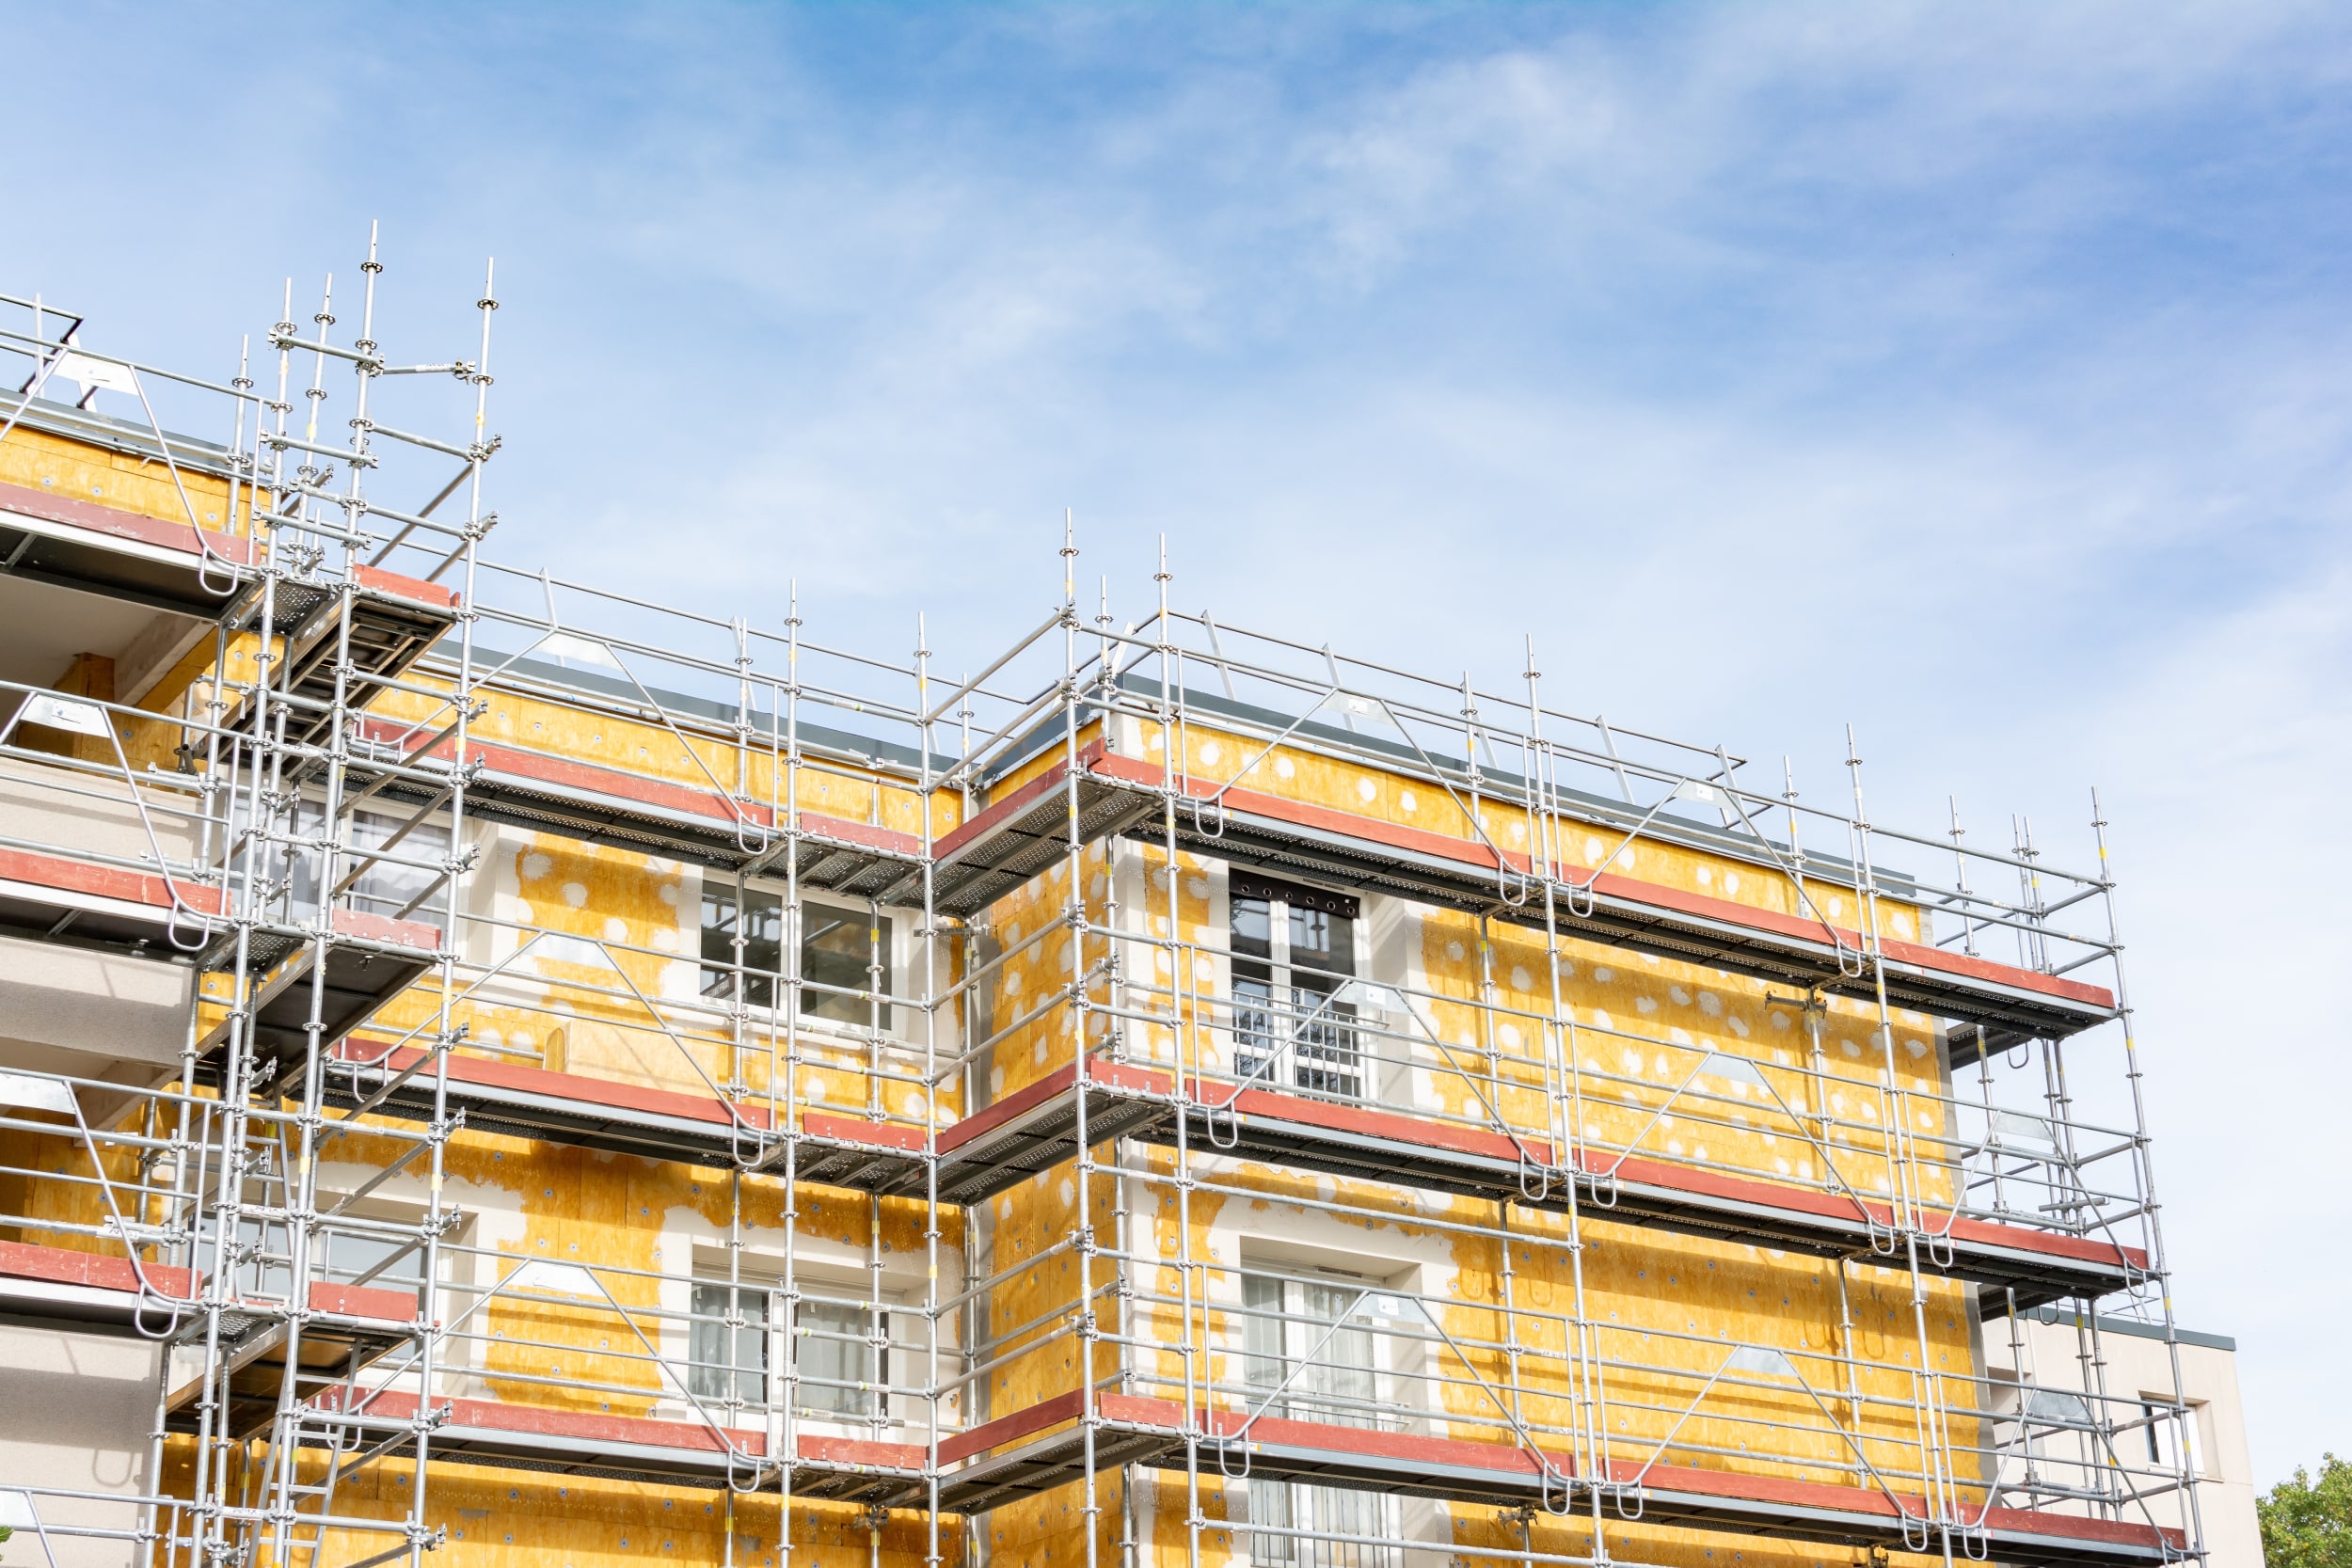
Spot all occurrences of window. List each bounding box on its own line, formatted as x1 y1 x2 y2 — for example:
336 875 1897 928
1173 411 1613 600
685 1277 888 1422
1995 1384 2096 1487
1240 1268 1398 1568
280 800 453 923
700 887 892 1027
800 905 886 1027
1231 874 1362 1099
323 1227 430 1302
796 1294 887 1420
2143 1398 2204 1476
701 886 784 1006
688 1280 771 1406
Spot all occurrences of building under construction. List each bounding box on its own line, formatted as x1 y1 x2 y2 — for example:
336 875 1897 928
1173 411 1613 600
0 246 2215 1568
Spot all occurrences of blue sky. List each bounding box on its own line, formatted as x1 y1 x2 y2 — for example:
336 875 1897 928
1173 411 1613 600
8 2 2349 1484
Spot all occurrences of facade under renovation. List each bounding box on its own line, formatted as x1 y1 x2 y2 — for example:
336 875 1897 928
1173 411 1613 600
0 248 2228 1568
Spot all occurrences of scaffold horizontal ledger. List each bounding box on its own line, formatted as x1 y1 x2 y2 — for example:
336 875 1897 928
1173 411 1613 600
0 244 2203 1568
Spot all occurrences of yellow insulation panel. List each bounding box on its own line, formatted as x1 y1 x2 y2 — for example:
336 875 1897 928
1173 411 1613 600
974 768 1973 1568
1123 714 1930 943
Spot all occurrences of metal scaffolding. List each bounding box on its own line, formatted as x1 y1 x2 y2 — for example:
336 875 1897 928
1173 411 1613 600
0 241 2204 1568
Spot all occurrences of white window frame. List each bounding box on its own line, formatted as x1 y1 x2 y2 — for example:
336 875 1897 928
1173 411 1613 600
2141 1395 2205 1477
680 1259 910 1441
1237 1259 1405 1568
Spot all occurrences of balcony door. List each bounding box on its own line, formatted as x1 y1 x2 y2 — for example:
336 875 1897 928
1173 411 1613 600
1241 1267 1400 1568
1230 874 1363 1100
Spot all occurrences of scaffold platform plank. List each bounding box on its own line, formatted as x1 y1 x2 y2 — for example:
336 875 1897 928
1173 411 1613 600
0 844 224 953
937 1393 2185 1568
0 1236 416 1434
197 909 441 1074
321 1040 950 1194
899 1057 2142 1310
0 1238 196 1329
919 751 1161 915
239 568 462 762
1129 1070 2146 1311
314 1044 2137 1307
0 478 251 617
158 1275 421 1438
350 718 926 895
0 478 459 762
341 725 2106 1061
346 721 1162 905
305 1388 924 1502
316 1038 1166 1201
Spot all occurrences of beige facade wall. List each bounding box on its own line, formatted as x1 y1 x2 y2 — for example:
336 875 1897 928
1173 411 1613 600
1982 1313 2259 1568
0 1323 159 1568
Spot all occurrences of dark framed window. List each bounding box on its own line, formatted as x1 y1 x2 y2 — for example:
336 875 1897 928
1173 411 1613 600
700 886 892 1026
1230 872 1362 1099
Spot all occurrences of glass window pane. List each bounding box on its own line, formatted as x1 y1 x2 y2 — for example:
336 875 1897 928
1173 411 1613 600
325 1230 426 1306
689 1281 769 1405
1241 1269 1397 1568
1294 1483 1397 1568
1234 976 1279 1084
1295 908 1354 978
802 906 888 1027
277 801 448 922
700 888 739 997
797 1296 884 1418
1252 1475 1297 1567
701 888 785 1007
1295 1282 1377 1419
1228 881 1362 1103
1242 1273 1285 1398
743 891 783 1007
1290 980 1362 1100
346 809 449 919
1232 895 1273 958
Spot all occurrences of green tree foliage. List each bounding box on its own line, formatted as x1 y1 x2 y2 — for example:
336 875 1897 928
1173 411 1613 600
2262 1453 2352 1568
